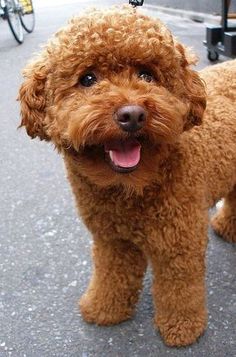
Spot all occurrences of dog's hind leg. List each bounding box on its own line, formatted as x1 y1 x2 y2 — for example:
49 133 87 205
211 186 236 243
79 239 147 325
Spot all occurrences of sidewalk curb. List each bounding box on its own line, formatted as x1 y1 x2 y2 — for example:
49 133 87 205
144 4 221 24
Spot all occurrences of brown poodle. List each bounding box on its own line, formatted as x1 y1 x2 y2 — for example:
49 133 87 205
18 5 236 347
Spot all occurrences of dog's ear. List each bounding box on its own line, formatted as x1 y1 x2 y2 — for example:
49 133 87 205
175 42 207 131
19 55 50 140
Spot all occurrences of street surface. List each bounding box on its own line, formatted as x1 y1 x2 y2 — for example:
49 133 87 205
0 0 235 356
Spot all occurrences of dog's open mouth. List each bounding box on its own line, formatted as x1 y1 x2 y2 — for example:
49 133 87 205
104 137 141 173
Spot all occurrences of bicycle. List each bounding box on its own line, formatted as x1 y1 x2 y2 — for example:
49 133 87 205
0 0 35 44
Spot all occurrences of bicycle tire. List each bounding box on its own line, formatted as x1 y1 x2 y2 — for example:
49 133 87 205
19 0 35 33
5 0 24 44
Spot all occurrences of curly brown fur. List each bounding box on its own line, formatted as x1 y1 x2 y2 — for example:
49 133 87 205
19 5 236 347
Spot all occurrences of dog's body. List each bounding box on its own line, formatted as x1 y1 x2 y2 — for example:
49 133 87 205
19 6 236 347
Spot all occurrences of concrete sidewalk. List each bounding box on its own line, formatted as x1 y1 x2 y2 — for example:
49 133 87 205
146 0 236 15
0 1 235 356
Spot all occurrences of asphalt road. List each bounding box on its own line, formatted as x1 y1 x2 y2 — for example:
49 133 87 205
0 1 235 356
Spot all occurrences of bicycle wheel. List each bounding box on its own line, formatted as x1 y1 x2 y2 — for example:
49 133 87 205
19 0 35 33
5 0 24 44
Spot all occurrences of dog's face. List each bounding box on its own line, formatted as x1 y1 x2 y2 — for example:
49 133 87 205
19 6 206 191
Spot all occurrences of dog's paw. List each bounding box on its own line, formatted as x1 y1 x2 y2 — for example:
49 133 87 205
211 210 236 243
79 292 134 325
155 312 207 347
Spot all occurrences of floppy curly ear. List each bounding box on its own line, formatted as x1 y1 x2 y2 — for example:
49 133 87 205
19 56 50 140
175 42 207 131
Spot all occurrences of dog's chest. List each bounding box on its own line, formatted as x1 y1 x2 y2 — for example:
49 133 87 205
80 188 158 244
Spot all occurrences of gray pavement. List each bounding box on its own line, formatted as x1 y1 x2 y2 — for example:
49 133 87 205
146 0 236 15
0 1 235 356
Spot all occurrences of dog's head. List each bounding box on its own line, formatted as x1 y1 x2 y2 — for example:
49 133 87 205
19 5 206 191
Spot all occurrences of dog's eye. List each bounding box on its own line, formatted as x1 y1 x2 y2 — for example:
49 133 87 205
79 72 97 87
138 70 154 83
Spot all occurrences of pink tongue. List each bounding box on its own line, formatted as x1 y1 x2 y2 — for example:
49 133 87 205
106 139 141 168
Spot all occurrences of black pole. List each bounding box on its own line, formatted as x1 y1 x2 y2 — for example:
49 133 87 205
222 0 228 32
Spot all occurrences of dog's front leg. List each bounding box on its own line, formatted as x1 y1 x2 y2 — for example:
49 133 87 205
79 238 147 325
150 208 208 347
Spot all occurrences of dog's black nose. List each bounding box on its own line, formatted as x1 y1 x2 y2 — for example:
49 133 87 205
115 105 146 132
